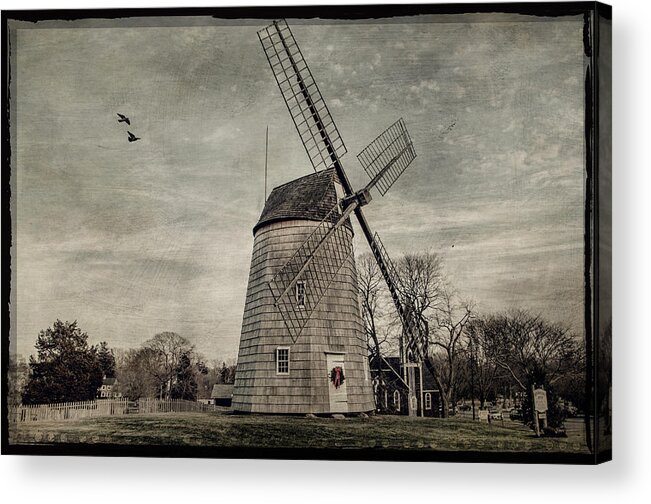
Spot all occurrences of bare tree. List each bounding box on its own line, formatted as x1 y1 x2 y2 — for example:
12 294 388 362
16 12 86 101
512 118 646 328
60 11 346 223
395 252 459 415
426 284 474 417
142 332 195 399
473 310 583 391
117 347 163 400
357 254 388 374
358 252 403 409
116 333 198 400
7 355 29 406
395 252 444 359
397 253 444 320
466 319 502 408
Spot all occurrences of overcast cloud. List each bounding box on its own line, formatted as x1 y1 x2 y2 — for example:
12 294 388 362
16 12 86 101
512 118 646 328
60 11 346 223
10 14 586 361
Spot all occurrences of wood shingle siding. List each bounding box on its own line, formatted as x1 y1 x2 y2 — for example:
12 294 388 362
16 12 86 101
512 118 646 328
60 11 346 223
232 171 374 414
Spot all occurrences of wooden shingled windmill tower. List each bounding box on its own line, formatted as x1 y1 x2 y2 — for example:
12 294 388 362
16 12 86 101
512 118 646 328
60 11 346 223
232 19 425 415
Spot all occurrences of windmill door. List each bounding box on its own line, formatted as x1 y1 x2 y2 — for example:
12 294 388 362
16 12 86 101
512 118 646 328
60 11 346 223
326 353 348 413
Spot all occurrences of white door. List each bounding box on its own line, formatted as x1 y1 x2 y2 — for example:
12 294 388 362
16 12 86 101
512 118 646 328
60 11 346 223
326 353 348 413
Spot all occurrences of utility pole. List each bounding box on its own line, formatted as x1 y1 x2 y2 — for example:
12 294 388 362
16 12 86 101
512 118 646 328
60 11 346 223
470 337 476 421
419 362 424 418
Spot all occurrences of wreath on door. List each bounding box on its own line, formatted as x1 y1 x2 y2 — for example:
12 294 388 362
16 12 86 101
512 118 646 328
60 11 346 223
330 366 345 389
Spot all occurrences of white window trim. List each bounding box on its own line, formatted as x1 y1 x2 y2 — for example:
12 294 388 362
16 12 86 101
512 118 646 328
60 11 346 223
425 393 432 410
394 390 401 412
276 347 290 375
295 281 306 308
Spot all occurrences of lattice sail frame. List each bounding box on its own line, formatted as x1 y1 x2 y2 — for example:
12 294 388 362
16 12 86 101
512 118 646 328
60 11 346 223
258 20 347 172
268 204 354 341
357 118 416 196
370 232 427 363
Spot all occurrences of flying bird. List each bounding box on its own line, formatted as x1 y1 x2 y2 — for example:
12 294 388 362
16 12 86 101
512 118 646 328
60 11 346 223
127 131 141 142
116 113 131 125
438 120 456 139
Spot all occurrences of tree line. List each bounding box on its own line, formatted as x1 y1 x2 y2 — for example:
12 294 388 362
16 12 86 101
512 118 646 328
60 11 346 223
358 251 585 427
116 331 234 401
11 320 235 405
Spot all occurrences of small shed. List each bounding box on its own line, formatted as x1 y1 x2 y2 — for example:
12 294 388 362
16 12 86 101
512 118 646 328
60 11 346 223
211 384 234 407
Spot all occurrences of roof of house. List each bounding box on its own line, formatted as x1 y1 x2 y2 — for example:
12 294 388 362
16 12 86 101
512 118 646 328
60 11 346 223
422 366 439 391
102 377 117 386
211 384 234 399
369 356 402 373
253 168 351 234
369 356 440 391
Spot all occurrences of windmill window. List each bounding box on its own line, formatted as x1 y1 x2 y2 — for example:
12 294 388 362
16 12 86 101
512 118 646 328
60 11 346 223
394 390 401 412
276 347 290 375
425 393 432 410
295 281 306 308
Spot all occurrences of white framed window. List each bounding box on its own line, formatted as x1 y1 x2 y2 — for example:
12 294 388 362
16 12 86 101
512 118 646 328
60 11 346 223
394 390 401 411
425 393 432 410
276 347 290 375
295 281 306 308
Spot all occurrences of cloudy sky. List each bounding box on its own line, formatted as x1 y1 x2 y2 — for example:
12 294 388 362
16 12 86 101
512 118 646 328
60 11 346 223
10 13 586 361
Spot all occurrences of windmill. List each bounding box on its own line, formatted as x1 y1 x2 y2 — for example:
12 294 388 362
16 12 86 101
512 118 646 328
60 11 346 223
232 19 426 415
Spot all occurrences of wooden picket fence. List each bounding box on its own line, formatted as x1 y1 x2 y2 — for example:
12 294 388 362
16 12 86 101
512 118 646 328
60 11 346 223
9 398 130 423
9 398 216 423
137 398 217 414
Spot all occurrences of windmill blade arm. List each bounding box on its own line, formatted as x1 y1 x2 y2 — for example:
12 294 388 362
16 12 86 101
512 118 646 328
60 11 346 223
358 118 417 196
258 19 347 172
367 231 408 328
269 202 356 341
356 212 426 362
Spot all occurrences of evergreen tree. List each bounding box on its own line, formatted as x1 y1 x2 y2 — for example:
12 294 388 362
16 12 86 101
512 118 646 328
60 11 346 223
170 352 198 401
22 320 104 404
96 341 116 378
218 361 236 384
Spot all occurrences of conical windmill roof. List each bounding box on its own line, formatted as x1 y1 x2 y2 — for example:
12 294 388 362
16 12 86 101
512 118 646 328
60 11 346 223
254 168 350 234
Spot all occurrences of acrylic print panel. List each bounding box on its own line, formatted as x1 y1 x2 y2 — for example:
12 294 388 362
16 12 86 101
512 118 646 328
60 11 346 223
2 3 611 464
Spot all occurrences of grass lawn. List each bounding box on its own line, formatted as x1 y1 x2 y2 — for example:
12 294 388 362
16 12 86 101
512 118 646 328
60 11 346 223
9 412 589 454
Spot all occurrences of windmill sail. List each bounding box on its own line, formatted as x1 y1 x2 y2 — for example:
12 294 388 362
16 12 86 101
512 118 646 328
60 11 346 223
258 20 347 172
269 203 354 341
357 118 416 196
268 118 416 341
369 231 427 363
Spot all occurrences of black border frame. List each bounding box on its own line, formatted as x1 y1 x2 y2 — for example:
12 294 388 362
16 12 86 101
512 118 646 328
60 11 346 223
1 2 612 464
